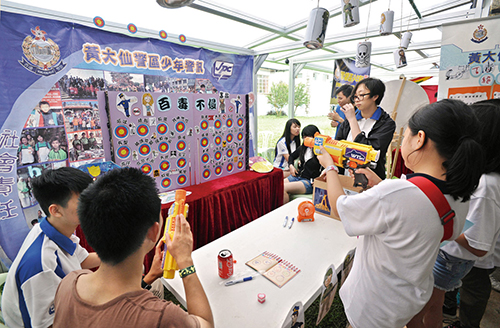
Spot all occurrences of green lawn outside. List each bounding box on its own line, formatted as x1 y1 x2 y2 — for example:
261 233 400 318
257 115 336 153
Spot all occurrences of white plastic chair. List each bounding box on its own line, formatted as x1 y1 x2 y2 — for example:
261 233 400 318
258 131 273 154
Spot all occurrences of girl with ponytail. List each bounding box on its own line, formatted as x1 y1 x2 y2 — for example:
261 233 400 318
316 99 484 328
409 99 500 328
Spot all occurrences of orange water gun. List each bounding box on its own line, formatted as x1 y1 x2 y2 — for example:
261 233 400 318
304 132 380 188
161 189 189 279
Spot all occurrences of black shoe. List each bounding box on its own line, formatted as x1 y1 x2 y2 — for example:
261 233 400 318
443 306 457 319
443 320 461 328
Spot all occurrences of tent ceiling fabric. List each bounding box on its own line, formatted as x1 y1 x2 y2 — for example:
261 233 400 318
2 0 483 80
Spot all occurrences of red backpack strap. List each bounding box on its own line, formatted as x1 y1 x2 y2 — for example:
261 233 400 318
408 176 455 242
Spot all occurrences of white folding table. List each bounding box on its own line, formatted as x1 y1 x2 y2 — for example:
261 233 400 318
162 197 358 328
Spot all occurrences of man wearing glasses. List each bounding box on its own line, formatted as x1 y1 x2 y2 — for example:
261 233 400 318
335 77 396 179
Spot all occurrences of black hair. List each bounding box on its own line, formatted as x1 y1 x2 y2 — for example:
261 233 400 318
299 125 321 165
276 118 301 157
31 219 38 226
78 168 161 265
335 84 353 99
408 99 484 201
301 124 320 139
470 99 500 174
200 84 205 88
351 77 385 105
31 167 93 218
39 101 50 107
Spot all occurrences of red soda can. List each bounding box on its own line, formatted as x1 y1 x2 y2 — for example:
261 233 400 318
218 249 233 279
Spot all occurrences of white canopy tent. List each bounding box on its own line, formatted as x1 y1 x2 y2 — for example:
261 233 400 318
3 0 489 76
1 0 494 146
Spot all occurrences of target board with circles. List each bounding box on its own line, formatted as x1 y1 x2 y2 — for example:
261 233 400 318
99 91 247 191
192 91 247 183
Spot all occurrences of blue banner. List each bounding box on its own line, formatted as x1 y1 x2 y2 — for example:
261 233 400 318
0 11 253 264
331 58 370 101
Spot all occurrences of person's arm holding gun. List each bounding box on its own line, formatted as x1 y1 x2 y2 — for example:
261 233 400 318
353 167 382 188
317 148 384 218
304 133 379 189
165 214 214 328
142 241 164 286
317 146 344 219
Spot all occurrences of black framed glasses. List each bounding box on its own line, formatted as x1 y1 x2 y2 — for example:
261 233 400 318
353 93 371 101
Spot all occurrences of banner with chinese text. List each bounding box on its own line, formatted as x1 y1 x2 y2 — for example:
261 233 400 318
0 11 253 263
331 58 370 103
439 16 500 103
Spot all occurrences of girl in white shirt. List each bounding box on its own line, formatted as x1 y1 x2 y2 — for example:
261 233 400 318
410 99 500 328
317 99 484 328
273 118 301 177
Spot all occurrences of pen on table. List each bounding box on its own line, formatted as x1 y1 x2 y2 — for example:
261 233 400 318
224 276 253 286
283 216 288 227
288 217 295 229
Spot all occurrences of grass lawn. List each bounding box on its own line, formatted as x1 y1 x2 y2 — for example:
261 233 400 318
257 115 336 152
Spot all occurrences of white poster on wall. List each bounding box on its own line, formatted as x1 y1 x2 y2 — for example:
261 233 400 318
438 15 500 103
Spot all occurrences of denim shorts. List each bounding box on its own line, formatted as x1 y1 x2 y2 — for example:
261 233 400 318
433 249 475 291
287 175 313 194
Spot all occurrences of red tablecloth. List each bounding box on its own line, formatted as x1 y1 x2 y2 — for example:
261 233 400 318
173 167 284 248
143 168 284 272
76 168 284 273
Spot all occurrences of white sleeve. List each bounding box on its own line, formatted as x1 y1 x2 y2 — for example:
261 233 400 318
22 270 61 328
276 139 288 156
71 235 90 263
75 243 90 264
464 194 500 252
337 182 389 237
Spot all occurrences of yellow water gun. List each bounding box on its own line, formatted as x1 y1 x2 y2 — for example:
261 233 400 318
161 189 189 279
304 132 379 188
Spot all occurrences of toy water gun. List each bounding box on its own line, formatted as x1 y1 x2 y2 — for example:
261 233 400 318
161 189 189 279
304 132 380 189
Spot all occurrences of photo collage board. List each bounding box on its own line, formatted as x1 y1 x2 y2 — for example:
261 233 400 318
17 69 106 226
100 91 248 192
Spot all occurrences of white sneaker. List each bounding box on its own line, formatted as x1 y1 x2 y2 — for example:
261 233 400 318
490 275 500 293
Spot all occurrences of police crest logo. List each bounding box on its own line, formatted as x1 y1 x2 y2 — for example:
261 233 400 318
471 24 488 44
19 26 66 76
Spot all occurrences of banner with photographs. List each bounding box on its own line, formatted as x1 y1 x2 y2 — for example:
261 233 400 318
0 11 253 263
331 58 370 103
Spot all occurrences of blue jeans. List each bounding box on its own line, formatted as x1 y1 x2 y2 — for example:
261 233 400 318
433 249 475 291
287 175 313 194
